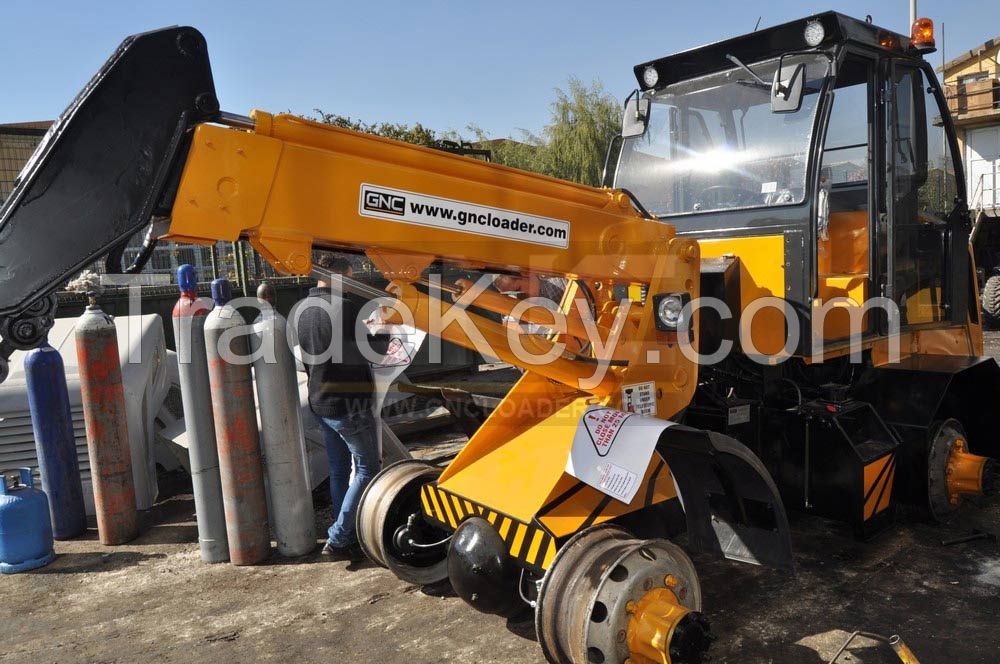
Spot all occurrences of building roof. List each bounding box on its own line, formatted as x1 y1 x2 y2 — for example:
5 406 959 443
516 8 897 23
939 35 1000 73
0 120 53 135
0 121 53 130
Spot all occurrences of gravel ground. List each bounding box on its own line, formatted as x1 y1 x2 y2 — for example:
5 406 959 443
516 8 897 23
3 340 1000 663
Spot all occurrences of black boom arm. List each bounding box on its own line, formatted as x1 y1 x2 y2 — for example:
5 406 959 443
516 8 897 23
0 27 217 380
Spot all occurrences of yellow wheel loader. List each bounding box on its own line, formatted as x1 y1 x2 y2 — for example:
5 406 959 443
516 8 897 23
1 12 996 664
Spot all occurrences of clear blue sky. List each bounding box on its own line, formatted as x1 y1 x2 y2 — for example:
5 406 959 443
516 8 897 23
3 1 999 138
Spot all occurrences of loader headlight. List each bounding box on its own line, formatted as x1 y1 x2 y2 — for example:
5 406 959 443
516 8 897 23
804 19 825 47
653 292 691 331
642 66 659 88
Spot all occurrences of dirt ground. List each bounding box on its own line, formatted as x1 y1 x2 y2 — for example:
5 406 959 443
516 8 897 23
4 345 1000 663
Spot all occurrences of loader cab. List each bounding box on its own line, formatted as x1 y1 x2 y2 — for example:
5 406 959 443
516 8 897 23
612 12 971 358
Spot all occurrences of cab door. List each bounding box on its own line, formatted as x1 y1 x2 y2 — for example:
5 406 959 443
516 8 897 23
883 61 967 329
817 54 877 342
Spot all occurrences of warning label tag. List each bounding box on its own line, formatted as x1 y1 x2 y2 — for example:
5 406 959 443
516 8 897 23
581 408 631 457
566 406 673 504
358 183 570 248
621 381 656 416
727 404 751 425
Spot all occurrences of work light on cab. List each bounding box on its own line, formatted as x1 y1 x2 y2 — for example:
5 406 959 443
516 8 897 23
803 19 825 47
911 17 935 50
642 65 659 89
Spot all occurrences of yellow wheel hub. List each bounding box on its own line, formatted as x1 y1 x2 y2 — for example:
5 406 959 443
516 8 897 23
625 585 690 664
946 438 990 505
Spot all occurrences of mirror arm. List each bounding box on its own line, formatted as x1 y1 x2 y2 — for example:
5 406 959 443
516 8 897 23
726 54 768 87
624 89 641 121
601 135 624 188
776 50 837 80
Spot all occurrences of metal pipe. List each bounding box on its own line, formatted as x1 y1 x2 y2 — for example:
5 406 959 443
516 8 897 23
250 288 316 557
803 419 812 510
217 111 255 130
311 267 391 302
172 265 229 563
74 295 139 545
204 279 271 565
909 0 917 28
889 635 921 664
453 277 604 341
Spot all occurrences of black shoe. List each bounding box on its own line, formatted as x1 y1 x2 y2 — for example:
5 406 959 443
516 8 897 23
321 541 364 562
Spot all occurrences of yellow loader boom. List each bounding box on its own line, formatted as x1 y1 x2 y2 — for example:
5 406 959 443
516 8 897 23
166 111 699 405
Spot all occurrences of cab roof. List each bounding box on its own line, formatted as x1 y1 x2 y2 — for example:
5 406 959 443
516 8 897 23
634 12 914 90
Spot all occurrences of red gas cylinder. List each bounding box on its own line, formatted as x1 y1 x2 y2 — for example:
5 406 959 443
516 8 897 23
75 294 138 545
203 279 271 565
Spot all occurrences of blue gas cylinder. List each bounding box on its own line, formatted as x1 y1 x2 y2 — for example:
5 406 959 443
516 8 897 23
0 468 56 573
25 343 87 539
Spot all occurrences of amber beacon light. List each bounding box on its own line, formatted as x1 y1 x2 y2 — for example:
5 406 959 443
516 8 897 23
911 17 935 50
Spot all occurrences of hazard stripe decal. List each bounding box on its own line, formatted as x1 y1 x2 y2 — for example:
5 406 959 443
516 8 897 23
863 453 896 520
419 484 557 573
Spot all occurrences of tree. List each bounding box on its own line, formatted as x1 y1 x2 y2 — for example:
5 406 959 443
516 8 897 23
539 78 622 186
312 77 623 187
311 111 439 146
464 79 622 186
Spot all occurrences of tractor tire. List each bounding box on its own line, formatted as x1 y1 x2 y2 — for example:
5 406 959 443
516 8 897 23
983 276 1000 327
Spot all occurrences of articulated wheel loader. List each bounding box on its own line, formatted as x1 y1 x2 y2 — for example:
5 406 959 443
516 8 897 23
2 13 997 664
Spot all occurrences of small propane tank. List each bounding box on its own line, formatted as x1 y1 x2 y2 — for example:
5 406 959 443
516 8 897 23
0 468 56 573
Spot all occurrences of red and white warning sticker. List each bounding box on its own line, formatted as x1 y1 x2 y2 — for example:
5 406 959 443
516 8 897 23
581 408 631 457
566 406 672 504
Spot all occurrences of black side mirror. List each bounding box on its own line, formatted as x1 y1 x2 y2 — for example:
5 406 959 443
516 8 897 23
622 90 650 138
771 62 806 113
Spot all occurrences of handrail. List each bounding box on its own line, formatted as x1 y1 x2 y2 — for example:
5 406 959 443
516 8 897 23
943 79 1000 114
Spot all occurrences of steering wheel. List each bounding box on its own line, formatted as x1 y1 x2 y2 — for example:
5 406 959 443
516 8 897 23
693 185 760 211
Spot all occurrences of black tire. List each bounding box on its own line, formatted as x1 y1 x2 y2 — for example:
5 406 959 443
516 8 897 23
356 460 450 585
982 275 1000 327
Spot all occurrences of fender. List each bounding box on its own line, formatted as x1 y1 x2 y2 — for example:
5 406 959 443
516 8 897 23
656 424 795 571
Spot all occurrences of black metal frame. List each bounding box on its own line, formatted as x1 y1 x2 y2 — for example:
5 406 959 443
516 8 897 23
0 27 218 322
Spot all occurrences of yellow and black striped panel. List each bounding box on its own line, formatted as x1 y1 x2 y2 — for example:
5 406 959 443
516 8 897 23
535 457 676 538
420 483 557 573
863 452 896 520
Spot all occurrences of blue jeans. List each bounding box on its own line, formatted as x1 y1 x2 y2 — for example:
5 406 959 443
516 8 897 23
320 411 381 547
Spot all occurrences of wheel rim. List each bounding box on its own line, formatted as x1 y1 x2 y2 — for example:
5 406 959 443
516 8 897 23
536 525 705 664
927 419 966 520
356 459 450 585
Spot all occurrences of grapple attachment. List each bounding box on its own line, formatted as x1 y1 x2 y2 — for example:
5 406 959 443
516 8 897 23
0 26 217 378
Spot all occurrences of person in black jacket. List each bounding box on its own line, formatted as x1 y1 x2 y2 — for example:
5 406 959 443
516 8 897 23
295 254 378 559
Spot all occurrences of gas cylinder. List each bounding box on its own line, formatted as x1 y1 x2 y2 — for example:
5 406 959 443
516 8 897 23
0 468 56 573
24 343 87 539
251 283 315 557
204 279 271 565
172 265 229 563
75 294 138 545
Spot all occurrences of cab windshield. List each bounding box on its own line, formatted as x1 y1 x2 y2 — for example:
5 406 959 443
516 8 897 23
615 55 829 217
